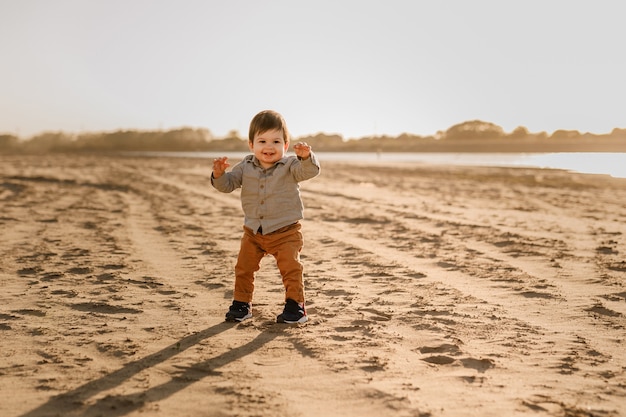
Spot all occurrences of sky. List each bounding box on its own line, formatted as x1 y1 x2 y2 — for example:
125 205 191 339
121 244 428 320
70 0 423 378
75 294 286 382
1 0 625 140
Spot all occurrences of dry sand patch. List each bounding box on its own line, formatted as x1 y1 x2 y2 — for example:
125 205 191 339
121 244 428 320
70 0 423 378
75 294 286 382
1 154 625 417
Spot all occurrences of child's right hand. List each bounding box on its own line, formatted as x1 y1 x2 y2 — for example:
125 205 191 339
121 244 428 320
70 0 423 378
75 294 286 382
212 157 230 178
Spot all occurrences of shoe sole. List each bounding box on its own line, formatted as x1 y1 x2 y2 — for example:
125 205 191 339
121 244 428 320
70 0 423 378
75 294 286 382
225 313 252 322
277 315 308 324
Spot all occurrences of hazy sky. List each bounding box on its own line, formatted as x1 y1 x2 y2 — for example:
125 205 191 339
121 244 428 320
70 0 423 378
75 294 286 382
1 1 624 139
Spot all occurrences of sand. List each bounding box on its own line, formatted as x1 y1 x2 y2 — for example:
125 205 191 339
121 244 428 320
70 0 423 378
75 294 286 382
1 153 625 417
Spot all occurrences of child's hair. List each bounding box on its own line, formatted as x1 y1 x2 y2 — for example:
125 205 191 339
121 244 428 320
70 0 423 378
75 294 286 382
248 110 290 144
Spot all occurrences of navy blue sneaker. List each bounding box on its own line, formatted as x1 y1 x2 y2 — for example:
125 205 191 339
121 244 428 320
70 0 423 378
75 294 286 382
225 300 252 322
277 299 307 324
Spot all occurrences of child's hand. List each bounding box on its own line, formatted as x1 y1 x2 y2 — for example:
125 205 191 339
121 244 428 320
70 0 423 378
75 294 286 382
293 142 312 159
212 157 230 178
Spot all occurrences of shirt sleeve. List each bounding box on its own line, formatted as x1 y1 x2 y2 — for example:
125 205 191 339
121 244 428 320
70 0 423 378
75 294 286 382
211 159 245 192
291 152 321 182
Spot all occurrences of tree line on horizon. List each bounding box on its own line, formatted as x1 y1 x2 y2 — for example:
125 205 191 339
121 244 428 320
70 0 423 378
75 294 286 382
2 120 626 153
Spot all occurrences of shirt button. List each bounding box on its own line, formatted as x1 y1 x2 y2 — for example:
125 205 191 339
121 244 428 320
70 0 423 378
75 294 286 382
260 200 264 205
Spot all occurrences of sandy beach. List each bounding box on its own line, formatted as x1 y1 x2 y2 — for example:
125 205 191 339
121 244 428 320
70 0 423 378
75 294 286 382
1 153 625 417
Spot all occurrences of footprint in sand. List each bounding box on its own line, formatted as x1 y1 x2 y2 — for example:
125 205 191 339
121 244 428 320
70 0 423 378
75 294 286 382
419 343 462 365
66 266 92 275
40 271 64 281
17 266 42 276
418 343 495 372
418 343 461 355
13 309 47 317
422 355 456 365
70 302 142 315
460 357 495 372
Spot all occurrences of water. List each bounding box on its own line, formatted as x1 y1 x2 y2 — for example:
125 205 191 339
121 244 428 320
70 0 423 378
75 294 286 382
130 151 625 179
337 152 626 179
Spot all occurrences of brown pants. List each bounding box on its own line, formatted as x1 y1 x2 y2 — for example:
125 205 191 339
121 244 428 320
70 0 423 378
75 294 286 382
233 223 305 304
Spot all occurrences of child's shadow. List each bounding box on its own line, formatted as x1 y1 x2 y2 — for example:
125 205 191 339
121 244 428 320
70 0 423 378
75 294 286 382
21 321 280 417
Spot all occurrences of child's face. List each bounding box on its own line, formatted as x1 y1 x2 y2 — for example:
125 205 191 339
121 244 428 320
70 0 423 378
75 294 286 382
249 129 289 168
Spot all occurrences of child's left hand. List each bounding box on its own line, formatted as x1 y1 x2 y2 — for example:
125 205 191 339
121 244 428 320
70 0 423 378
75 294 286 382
294 142 312 159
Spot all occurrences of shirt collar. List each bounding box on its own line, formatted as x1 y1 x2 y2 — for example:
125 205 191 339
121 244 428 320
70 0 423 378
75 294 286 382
250 155 289 168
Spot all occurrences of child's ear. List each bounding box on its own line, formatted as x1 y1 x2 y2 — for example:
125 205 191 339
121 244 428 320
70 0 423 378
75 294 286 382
248 141 254 152
284 142 289 151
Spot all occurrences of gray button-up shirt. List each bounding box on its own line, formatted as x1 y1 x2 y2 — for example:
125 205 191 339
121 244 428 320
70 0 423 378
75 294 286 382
211 153 320 234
